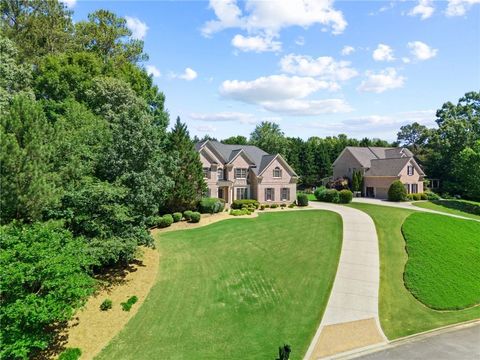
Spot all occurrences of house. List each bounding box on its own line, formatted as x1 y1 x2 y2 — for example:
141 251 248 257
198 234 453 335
196 140 298 205
333 147 425 199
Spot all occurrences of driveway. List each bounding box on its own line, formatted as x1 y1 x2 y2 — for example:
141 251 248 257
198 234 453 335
353 322 480 360
304 202 387 360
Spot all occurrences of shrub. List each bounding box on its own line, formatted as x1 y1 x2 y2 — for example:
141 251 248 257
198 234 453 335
338 189 353 204
288 203 295 208
425 191 441 200
264 204 270 208
157 214 173 228
100 299 112 311
419 193 428 200
388 180 407 202
313 186 326 200
183 210 194 221
58 348 82 360
297 193 309 206
198 197 225 214
121 296 138 312
230 208 252 216
189 212 201 223
172 212 183 222
316 189 340 203
260 205 265 210
231 199 259 209
280 203 287 208
270 204 279 209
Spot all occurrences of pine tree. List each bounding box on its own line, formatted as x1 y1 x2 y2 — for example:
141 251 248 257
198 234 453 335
166 117 206 212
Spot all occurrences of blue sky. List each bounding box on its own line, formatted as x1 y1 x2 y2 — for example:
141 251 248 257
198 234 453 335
67 0 480 141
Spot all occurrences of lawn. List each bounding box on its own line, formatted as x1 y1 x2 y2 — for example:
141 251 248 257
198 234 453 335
412 200 480 220
96 211 343 360
348 203 480 339
402 212 480 310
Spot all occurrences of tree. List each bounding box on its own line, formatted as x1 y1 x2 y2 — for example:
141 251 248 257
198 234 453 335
249 121 289 156
166 117 206 212
452 141 480 200
222 135 248 145
397 122 430 150
352 170 363 192
0 221 94 359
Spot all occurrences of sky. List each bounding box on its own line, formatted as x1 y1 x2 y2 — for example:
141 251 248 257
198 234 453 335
67 0 480 141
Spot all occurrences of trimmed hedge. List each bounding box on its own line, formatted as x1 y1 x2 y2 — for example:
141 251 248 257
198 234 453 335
183 210 194 221
198 197 225 214
388 180 407 202
157 214 173 228
230 209 251 216
231 199 259 209
313 186 326 200
172 212 183 222
316 189 340 203
297 193 309 206
338 189 353 204
189 212 201 223
59 348 82 360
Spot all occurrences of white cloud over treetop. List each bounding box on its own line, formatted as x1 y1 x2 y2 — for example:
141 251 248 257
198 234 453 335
125 16 148 40
358 68 405 93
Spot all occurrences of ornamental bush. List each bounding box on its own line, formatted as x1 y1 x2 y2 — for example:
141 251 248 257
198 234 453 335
338 189 353 204
296 193 309 206
100 299 112 311
121 295 138 312
388 180 407 202
425 191 441 200
231 199 259 209
172 212 183 222
270 204 279 208
198 197 225 214
230 209 251 216
314 186 327 200
58 348 82 360
288 203 295 208
183 210 194 221
157 214 173 228
316 189 340 203
189 212 201 223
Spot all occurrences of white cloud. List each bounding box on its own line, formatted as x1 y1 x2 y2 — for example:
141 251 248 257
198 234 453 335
279 54 358 82
173 68 198 81
261 99 352 116
372 44 395 62
407 41 438 60
195 124 217 133
220 75 333 103
145 65 161 78
341 45 355 56
402 57 411 64
202 0 347 38
295 36 305 46
358 68 405 93
409 0 435 19
446 0 480 16
231 34 281 52
189 112 257 124
62 0 77 9
125 16 148 40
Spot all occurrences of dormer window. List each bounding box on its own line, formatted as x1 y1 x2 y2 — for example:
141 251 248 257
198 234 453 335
407 165 414 176
273 167 282 178
234 168 247 179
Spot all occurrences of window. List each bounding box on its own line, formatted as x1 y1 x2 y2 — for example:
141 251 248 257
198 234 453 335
404 183 411 194
217 168 224 180
265 188 275 201
407 165 414 176
236 187 248 200
234 168 247 179
412 183 418 193
203 167 209 178
218 188 224 199
281 188 290 201
273 167 282 178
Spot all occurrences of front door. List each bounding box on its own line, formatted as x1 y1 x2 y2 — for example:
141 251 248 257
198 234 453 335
366 187 375 198
218 188 224 199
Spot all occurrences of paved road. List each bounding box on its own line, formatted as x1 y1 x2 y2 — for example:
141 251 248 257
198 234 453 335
304 203 386 360
355 323 480 360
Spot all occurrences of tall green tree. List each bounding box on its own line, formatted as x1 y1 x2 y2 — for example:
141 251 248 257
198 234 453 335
166 117 206 212
249 121 289 156
222 135 248 145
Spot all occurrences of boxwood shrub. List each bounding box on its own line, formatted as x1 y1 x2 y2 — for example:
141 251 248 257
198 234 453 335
157 214 173 228
388 180 407 202
100 299 112 311
172 212 183 222
316 189 340 203
198 197 225 214
230 209 251 216
297 193 309 206
189 211 201 223
425 190 440 200
59 348 82 360
338 189 353 204
231 199 259 209
183 210 194 221
313 186 327 200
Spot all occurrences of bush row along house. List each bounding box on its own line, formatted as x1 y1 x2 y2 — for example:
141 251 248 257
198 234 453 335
333 146 425 199
196 140 298 205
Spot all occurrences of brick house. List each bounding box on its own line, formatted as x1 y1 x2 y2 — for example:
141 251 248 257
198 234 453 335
333 147 425 199
196 140 298 205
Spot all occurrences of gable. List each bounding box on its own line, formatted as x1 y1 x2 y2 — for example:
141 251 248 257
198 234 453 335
333 148 365 168
199 146 223 167
258 155 297 178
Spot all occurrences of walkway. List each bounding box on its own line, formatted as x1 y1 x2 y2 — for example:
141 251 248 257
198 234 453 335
354 322 480 360
352 198 479 222
304 203 387 360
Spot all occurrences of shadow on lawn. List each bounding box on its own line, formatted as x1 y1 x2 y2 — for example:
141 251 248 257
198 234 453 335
432 200 480 216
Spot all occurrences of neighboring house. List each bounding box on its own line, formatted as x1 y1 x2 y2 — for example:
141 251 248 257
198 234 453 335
196 140 298 205
333 147 425 199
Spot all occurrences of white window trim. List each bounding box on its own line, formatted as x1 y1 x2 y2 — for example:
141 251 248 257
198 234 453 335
236 187 248 200
273 167 282 178
234 168 247 179
281 188 290 201
407 165 414 176
217 168 224 180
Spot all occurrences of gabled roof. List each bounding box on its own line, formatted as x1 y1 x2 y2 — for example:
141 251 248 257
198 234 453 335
197 140 292 175
338 146 415 168
365 158 411 176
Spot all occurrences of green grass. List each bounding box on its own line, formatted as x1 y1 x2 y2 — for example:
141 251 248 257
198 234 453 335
348 203 480 339
297 192 317 201
402 212 480 310
97 211 343 360
413 200 480 220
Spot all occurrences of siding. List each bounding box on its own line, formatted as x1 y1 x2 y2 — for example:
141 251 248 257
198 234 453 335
333 149 364 180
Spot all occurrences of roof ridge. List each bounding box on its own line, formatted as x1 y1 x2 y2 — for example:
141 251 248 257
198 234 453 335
366 146 380 159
